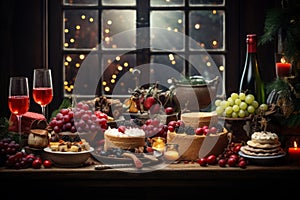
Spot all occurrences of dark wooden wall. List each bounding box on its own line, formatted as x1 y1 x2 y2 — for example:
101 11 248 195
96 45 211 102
0 0 281 119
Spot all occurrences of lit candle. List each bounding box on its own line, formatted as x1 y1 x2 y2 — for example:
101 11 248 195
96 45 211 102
276 62 291 77
288 141 300 161
151 137 165 152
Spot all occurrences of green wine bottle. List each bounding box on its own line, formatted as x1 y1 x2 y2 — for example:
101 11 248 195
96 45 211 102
239 34 266 104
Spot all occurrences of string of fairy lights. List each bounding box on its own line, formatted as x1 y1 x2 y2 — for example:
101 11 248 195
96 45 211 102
62 3 225 95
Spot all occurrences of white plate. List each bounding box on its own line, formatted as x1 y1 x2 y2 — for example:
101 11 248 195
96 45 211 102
238 151 286 165
44 147 94 154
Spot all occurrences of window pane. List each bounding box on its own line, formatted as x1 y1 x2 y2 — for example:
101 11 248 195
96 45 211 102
150 11 184 51
151 0 184 7
150 54 185 88
189 10 224 50
101 54 137 96
64 10 98 50
102 0 136 6
63 0 98 6
102 10 136 49
189 0 225 6
64 53 99 95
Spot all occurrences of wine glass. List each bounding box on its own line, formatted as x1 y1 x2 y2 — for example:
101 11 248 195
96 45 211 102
33 69 53 117
8 77 30 142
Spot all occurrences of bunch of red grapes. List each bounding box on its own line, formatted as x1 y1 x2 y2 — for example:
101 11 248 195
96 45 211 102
196 142 247 168
0 137 52 169
48 102 108 135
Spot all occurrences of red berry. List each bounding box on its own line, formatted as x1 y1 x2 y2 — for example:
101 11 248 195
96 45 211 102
218 158 227 167
227 157 237 167
168 125 175 132
207 154 217 165
32 159 42 169
118 125 126 133
238 160 247 168
195 127 204 135
197 157 208 167
165 107 174 115
43 160 52 168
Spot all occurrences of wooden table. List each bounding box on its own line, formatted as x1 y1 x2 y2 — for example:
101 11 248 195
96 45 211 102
1 157 300 198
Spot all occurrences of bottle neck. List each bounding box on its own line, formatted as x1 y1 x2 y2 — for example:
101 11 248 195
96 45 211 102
247 43 256 53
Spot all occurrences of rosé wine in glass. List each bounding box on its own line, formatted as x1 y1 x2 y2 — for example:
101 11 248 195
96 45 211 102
8 77 30 144
33 69 53 117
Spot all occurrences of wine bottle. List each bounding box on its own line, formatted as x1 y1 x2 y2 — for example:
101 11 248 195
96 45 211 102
239 34 266 104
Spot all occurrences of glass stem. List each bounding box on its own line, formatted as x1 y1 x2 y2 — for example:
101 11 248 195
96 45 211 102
41 105 46 117
16 115 22 146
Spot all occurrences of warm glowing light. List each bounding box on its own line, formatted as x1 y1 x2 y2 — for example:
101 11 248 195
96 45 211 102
112 44 117 48
280 56 288 63
117 65 123 71
129 68 133 72
174 28 178 32
104 86 110 92
64 62 69 66
167 27 172 31
177 19 182 24
75 63 80 68
81 15 86 20
64 29 69 33
107 59 112 64
105 29 110 33
206 62 212 67
111 79 115 83
89 18 94 22
294 141 298 148
75 25 80 30
70 38 75 43
79 54 85 60
116 56 121 61
171 60 176 65
102 81 107 86
123 62 129 67
219 65 225 71
107 20 112 25
212 40 218 46
104 37 110 42
169 54 174 61
200 43 205 48
64 81 68 85
212 10 217 14
112 74 117 79
66 56 72 62
64 43 69 47
195 24 201 29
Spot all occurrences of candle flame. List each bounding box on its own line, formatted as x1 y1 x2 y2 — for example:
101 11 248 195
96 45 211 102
294 141 298 148
280 56 288 64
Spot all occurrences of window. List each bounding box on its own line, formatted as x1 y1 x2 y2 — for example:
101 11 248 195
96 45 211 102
61 0 226 100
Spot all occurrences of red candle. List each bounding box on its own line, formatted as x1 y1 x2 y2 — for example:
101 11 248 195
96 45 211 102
276 62 291 77
288 141 300 160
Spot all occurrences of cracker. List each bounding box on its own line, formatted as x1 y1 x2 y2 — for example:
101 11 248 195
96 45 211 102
247 140 281 149
242 145 281 153
240 146 285 157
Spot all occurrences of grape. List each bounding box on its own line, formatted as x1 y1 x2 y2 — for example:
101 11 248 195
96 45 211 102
230 93 239 101
251 100 259 108
216 106 224 115
245 94 255 104
227 97 234 106
247 105 255 114
225 106 233 115
220 100 229 109
231 112 238 118
214 99 221 107
239 92 246 101
259 103 268 111
234 98 241 106
239 102 248 110
232 105 239 112
238 110 246 118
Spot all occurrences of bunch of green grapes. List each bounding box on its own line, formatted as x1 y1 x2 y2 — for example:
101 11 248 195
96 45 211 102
214 92 268 118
